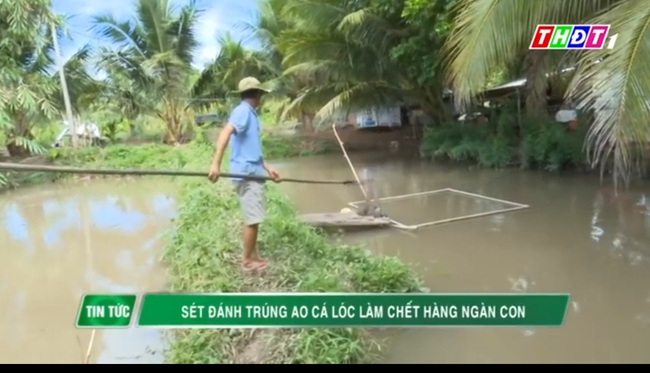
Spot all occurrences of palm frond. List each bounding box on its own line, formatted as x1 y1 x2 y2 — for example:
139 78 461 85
91 15 147 57
136 0 172 55
444 0 615 109
282 0 348 30
170 0 201 65
567 0 650 185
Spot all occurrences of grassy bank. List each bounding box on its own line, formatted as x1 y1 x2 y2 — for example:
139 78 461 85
162 150 423 363
3 138 423 363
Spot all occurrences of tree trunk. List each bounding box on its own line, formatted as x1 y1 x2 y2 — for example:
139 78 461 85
6 112 34 157
518 50 548 168
421 87 451 126
6 142 31 157
301 110 315 133
162 101 183 145
523 51 549 114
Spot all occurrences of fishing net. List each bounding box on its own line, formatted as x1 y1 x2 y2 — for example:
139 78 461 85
348 188 529 229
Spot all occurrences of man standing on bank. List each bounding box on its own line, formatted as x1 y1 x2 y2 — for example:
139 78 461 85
208 77 281 272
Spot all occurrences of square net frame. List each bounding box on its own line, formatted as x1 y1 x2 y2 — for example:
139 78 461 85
347 188 529 229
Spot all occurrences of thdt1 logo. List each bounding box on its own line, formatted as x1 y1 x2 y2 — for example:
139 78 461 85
530 25 618 50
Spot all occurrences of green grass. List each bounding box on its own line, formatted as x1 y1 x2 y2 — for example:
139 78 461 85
163 163 423 363
2 137 424 363
419 111 589 171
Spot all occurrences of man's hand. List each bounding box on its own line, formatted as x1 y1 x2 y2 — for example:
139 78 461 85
208 164 221 183
266 166 281 183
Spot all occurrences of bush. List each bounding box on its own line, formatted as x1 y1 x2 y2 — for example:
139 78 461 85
522 118 587 171
419 111 587 171
420 124 516 168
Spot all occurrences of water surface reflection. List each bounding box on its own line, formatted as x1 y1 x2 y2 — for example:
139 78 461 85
279 153 650 363
0 180 176 364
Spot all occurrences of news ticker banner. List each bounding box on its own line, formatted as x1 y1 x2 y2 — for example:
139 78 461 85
76 293 570 328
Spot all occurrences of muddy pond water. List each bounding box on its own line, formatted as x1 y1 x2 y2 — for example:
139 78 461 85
277 153 650 364
2 152 650 364
0 179 175 363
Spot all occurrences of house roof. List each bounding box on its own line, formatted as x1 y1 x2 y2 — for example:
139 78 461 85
481 67 578 99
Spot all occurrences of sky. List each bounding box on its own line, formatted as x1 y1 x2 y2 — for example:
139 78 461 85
52 0 260 69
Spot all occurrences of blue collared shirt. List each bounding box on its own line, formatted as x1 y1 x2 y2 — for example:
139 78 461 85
228 101 265 181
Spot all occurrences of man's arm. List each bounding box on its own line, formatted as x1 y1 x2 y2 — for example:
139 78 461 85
211 123 236 169
263 160 281 181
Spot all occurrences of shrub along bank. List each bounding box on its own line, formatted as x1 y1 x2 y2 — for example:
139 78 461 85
420 112 588 171
15 139 423 363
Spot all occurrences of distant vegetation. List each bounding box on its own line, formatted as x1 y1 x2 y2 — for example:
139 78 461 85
1 0 649 183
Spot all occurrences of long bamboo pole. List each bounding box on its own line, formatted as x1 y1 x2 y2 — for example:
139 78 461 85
350 188 530 208
405 205 529 229
332 124 369 198
0 162 358 185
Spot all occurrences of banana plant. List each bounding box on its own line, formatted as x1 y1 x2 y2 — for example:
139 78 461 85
0 0 94 156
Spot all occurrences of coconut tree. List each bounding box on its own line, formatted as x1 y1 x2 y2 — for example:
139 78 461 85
59 45 103 115
275 0 409 129
443 0 650 185
388 0 458 120
238 0 457 131
567 1 650 186
92 0 201 144
239 0 304 124
0 0 96 156
0 31 58 156
192 33 275 117
0 0 60 156
89 63 156 138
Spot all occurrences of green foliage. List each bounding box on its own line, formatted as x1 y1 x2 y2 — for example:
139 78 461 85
191 127 211 145
0 0 456 153
192 34 277 108
420 124 515 168
101 120 122 142
49 142 423 364
420 110 587 171
3 0 644 182
443 0 650 182
522 117 588 171
0 1 59 155
393 0 455 87
261 132 338 158
92 0 201 142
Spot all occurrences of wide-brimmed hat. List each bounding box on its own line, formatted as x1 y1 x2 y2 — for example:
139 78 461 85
235 77 270 93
